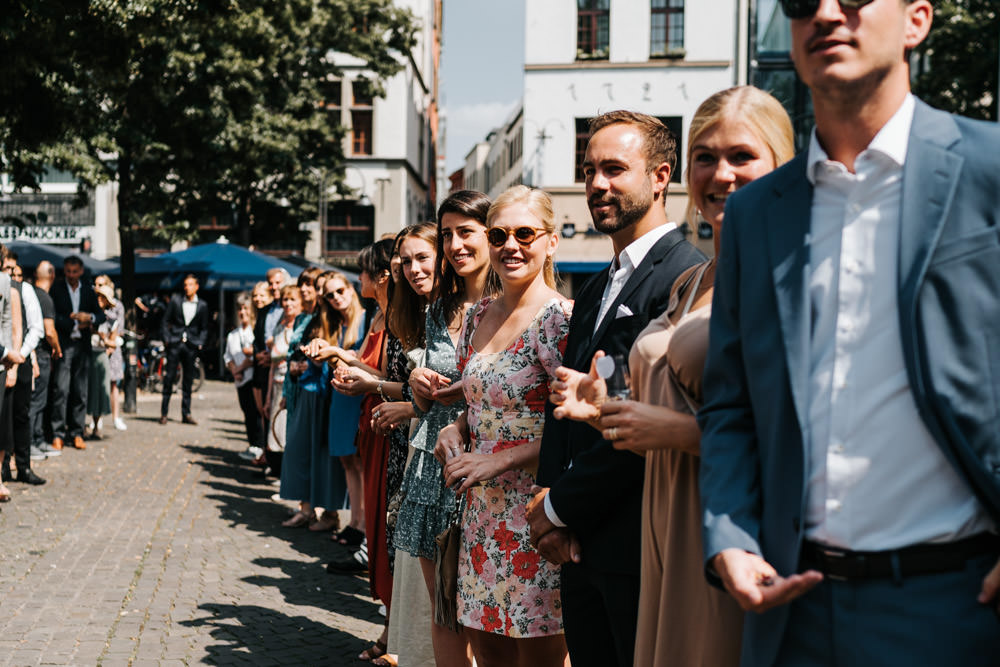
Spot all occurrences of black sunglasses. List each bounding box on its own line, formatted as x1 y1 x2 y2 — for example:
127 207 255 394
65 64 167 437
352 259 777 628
486 226 548 248
779 0 876 19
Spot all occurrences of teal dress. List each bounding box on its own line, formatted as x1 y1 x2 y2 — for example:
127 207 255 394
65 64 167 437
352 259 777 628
279 313 315 502
328 314 368 457
394 301 464 559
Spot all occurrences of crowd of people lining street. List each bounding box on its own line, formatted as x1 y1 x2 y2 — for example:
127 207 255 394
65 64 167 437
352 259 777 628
3 2 1000 666
0 250 130 498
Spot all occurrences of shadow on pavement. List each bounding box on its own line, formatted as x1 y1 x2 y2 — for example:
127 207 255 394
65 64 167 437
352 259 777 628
181 443 379 627
181 602 377 665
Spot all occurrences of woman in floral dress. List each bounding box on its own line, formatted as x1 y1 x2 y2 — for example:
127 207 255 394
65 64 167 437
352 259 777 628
396 190 495 667
436 185 571 667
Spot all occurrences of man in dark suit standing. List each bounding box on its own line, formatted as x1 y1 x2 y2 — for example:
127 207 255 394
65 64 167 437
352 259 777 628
160 274 209 425
526 110 703 667
50 255 103 451
699 1 1000 665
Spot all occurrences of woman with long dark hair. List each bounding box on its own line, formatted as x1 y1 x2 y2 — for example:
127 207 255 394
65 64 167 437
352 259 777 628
395 191 496 667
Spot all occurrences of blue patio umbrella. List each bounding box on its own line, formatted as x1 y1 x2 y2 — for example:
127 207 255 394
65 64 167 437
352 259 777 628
125 238 304 376
145 238 303 290
7 240 120 276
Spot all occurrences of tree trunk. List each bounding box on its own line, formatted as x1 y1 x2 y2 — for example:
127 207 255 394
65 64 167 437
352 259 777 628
235 194 252 247
117 149 139 413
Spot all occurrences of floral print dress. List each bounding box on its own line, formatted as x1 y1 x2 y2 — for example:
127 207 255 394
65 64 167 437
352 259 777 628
455 296 572 638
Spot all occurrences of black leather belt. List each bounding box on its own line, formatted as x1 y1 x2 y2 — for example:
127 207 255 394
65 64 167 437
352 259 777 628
800 533 1000 581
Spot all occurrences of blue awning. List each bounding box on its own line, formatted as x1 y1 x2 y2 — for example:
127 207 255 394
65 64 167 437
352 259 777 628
555 261 608 274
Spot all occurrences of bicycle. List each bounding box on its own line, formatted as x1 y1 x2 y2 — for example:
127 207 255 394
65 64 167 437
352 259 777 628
135 337 205 394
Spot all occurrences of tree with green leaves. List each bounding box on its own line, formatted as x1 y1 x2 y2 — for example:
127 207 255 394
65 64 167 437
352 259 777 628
1 0 416 406
913 0 999 121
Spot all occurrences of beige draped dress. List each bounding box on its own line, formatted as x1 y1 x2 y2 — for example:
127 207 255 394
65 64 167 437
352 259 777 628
629 259 743 666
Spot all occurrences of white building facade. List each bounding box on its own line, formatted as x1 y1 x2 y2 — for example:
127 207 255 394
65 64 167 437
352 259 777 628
315 0 441 263
522 0 740 271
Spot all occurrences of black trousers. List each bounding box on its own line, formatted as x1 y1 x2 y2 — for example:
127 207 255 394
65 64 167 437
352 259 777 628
29 349 51 446
560 562 641 667
161 342 196 418
236 381 264 448
11 363 33 472
51 338 90 439
0 378 11 459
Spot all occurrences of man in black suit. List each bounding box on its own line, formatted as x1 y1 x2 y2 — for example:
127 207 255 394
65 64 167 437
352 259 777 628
527 111 704 667
160 274 209 425
50 255 103 451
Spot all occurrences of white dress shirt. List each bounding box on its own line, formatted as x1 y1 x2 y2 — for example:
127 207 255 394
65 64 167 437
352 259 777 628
18 282 43 357
224 325 254 387
182 296 198 326
545 221 677 527
804 94 993 550
0 272 10 361
68 282 81 339
594 222 676 332
263 302 284 345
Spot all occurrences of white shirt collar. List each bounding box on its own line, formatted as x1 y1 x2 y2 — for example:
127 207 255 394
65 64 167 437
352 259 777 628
614 222 677 272
807 93 915 184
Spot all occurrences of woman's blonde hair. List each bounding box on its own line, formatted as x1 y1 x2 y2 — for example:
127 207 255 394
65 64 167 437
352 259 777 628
684 86 795 226
486 185 557 288
326 271 365 349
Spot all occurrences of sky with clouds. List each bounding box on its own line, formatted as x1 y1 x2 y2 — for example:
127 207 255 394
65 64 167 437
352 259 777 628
440 0 525 174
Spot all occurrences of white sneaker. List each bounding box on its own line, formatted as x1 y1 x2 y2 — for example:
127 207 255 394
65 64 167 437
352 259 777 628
239 446 264 461
114 418 127 431
39 443 61 457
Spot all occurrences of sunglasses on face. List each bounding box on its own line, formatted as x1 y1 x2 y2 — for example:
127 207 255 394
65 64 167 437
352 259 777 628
486 226 548 249
779 0 876 19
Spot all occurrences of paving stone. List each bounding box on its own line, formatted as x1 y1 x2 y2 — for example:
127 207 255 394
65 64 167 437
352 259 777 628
0 382 383 664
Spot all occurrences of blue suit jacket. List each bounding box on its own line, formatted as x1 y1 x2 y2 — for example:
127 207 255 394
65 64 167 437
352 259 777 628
698 99 1000 667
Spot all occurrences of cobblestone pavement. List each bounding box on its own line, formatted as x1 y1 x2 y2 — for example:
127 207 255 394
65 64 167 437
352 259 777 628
0 381 382 666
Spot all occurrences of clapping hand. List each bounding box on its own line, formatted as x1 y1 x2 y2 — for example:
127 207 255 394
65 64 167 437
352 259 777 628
3 350 25 367
550 351 609 429
433 422 466 465
535 529 582 565
442 451 499 493
978 557 1000 615
409 367 450 400
372 401 413 434
712 549 823 613
302 339 342 362
331 365 376 396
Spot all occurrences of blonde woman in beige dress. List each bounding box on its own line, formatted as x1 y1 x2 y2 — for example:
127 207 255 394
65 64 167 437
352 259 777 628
550 86 794 666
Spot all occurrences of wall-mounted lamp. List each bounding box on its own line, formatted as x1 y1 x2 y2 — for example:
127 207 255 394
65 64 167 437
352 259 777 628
561 219 576 239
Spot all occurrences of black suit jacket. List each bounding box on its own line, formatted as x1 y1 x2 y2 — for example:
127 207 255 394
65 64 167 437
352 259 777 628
538 226 704 575
51 280 104 349
161 294 210 348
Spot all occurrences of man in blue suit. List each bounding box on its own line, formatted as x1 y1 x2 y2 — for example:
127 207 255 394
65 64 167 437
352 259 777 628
699 1 1000 665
